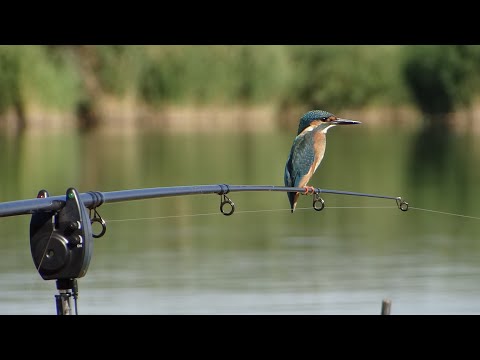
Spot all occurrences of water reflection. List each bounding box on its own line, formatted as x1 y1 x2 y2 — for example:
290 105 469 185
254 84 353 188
407 114 477 217
408 115 451 183
0 123 480 314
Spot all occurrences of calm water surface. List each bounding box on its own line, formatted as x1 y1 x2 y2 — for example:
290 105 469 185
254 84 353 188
1 123 480 314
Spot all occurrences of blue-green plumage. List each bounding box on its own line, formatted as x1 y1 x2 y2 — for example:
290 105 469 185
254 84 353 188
296 110 334 135
284 131 316 209
284 110 361 213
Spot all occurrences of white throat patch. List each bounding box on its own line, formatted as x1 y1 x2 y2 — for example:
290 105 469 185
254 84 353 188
321 124 336 134
300 123 336 136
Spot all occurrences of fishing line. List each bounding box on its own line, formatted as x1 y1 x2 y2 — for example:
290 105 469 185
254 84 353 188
105 205 480 224
409 207 480 220
105 205 400 223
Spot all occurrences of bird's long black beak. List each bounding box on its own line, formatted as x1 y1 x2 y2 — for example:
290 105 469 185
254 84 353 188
332 118 361 125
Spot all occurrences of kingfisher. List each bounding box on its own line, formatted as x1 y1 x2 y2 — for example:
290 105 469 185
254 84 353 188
284 110 361 213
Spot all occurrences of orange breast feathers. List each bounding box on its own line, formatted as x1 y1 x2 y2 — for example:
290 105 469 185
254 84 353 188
297 131 327 188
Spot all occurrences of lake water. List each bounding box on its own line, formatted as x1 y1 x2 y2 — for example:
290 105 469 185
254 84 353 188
1 121 480 314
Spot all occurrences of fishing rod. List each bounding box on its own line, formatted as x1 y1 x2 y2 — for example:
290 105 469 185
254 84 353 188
0 184 408 218
0 184 408 315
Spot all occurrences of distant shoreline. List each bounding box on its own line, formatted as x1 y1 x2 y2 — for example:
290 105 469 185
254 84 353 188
1 102 479 134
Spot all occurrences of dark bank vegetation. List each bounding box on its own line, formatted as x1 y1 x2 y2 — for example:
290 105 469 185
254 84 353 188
1 45 480 131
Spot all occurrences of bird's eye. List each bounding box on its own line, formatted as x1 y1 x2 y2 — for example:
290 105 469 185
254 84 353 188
321 117 327 121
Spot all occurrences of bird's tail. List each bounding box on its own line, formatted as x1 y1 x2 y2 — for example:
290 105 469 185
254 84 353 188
288 192 298 213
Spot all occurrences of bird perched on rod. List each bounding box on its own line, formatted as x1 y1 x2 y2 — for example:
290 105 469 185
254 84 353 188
284 110 361 213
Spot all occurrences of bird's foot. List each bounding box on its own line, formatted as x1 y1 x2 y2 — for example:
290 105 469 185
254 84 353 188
302 186 316 195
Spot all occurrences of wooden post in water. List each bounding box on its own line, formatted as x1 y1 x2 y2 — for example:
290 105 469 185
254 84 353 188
381 298 392 315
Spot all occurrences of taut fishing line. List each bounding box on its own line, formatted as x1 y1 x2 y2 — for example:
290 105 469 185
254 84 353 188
105 205 480 223
105 205 402 223
409 207 480 220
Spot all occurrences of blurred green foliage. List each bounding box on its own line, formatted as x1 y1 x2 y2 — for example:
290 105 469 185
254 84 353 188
403 45 480 114
96 45 147 97
139 45 292 106
0 46 22 112
1 45 480 120
285 45 411 109
0 46 83 113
